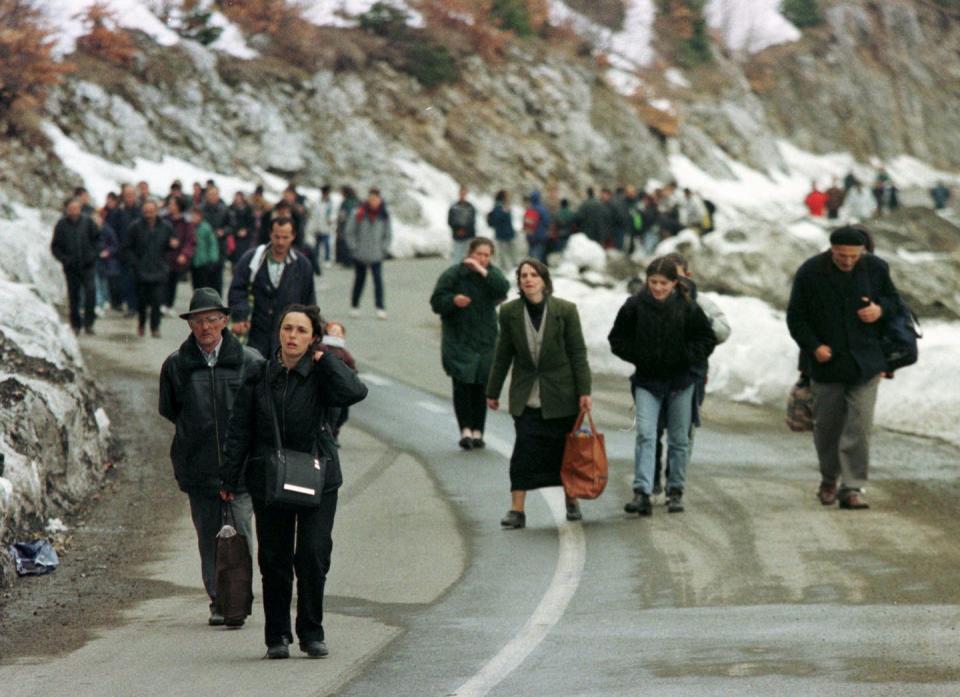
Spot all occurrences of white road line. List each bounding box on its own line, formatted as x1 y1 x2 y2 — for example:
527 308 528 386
415 400 450 415
359 372 394 386
450 441 587 697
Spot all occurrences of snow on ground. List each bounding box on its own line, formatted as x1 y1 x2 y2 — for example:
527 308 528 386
550 276 960 446
43 0 257 59
705 0 801 54
302 0 423 28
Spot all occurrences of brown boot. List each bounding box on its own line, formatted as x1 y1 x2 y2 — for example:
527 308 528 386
817 481 838 506
838 490 869 510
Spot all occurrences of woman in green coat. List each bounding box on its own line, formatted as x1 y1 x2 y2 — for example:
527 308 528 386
431 237 510 449
486 258 593 528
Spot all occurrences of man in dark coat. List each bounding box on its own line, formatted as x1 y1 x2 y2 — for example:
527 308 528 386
228 216 316 359
123 199 176 337
107 183 141 314
787 226 902 510
574 187 611 245
201 186 233 295
51 198 102 333
448 186 477 262
159 288 264 627
430 237 510 449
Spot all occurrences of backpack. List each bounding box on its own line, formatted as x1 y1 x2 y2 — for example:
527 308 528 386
522 207 541 235
450 203 473 230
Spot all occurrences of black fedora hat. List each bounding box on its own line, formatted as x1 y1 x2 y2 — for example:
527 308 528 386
179 288 230 319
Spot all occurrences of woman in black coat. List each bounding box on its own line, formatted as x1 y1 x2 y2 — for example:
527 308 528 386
608 257 716 516
221 304 368 659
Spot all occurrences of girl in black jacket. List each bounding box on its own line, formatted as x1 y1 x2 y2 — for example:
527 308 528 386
608 257 716 516
221 304 367 659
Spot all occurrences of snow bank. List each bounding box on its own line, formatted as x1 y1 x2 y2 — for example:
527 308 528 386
705 0 801 54
303 0 423 28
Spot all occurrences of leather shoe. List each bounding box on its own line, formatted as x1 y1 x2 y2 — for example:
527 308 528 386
838 490 869 510
667 490 684 514
624 492 652 516
500 510 525 529
471 438 485 449
266 638 290 659
208 603 224 626
300 640 329 658
817 481 838 506
458 436 473 451
565 500 582 522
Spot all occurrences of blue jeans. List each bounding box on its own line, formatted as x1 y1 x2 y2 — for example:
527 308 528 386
451 238 471 262
633 384 695 495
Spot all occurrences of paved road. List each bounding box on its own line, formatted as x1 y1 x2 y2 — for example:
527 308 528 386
2 256 959 696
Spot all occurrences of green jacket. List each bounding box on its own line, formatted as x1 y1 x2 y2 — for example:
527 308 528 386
191 220 220 268
486 295 591 419
430 263 510 383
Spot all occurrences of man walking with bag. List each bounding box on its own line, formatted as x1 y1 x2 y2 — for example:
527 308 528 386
159 288 265 626
787 226 903 510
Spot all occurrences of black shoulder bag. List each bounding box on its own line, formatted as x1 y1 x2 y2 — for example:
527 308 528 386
264 379 327 508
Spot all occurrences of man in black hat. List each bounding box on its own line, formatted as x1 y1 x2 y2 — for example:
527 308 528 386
787 226 904 510
159 288 265 626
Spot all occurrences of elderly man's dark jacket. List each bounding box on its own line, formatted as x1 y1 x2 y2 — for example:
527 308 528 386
159 330 264 495
787 251 900 384
220 351 368 499
51 214 101 270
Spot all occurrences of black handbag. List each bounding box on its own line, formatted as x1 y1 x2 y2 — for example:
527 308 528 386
880 296 921 371
264 380 327 508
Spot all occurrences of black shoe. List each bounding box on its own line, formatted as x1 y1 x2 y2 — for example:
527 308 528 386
300 640 329 658
208 603 225 626
459 437 473 450
624 491 651 515
500 510 526 529
84 326 95 335
565 500 582 522
266 638 290 659
667 490 684 513
224 617 245 629
471 438 485 449
652 482 663 496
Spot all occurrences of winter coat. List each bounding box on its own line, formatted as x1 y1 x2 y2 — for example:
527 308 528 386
51 214 101 271
575 196 611 244
448 200 477 240
608 289 717 394
227 244 316 359
804 190 828 217
344 202 392 264
230 202 257 260
165 214 197 273
430 262 510 384
191 220 220 268
486 203 515 241
524 191 551 243
107 204 140 246
554 206 575 239
487 295 592 419
97 221 121 277
123 218 176 283
220 350 368 499
202 199 232 262
786 251 900 384
159 330 264 496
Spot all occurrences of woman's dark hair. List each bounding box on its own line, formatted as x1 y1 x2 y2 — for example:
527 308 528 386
645 256 690 301
468 236 495 254
494 189 507 203
278 304 325 339
515 258 553 296
849 223 876 253
662 251 688 274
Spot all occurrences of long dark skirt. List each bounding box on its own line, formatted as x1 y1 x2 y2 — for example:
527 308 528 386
509 408 577 491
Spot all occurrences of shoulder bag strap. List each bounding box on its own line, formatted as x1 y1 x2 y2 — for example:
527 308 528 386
264 365 284 455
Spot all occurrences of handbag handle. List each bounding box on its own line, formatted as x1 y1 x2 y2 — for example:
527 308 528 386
571 408 597 435
264 371 285 456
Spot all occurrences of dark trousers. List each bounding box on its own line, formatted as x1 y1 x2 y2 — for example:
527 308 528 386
252 491 338 646
120 264 138 311
64 267 96 329
136 281 164 331
452 380 487 433
351 261 384 309
165 270 182 308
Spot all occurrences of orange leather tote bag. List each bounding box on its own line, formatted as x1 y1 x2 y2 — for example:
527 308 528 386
561 409 608 500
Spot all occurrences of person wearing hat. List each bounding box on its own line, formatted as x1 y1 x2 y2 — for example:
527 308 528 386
159 288 265 626
787 225 905 510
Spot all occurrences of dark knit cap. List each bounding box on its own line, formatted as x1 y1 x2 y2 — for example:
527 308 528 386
830 226 867 246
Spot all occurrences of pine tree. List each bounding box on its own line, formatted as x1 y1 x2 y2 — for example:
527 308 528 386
780 0 822 28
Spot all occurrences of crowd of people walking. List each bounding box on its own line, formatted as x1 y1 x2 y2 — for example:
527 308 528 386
50 169 914 663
